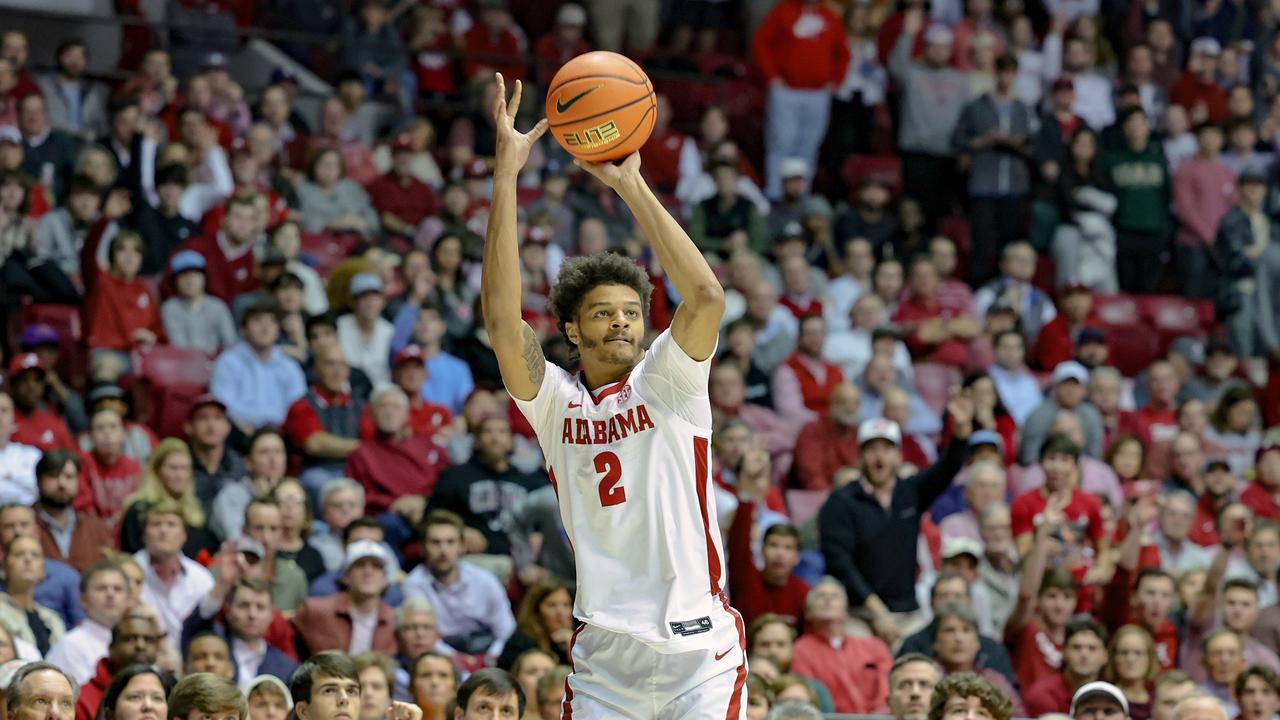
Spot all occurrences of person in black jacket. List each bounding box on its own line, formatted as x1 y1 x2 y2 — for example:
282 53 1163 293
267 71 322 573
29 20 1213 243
819 390 972 649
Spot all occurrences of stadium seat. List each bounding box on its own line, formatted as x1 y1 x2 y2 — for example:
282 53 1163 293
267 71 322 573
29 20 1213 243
300 232 361 278
1106 323 1161 377
914 362 963 417
1092 293 1142 327
1141 295 1206 334
130 346 215 437
840 154 902 204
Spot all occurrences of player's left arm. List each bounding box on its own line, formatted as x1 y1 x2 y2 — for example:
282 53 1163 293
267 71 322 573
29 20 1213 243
577 153 725 360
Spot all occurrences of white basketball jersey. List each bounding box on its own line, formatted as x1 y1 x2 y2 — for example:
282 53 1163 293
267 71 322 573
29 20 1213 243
512 329 739 651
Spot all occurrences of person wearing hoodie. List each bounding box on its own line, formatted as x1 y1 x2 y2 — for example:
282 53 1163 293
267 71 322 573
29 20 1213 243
1100 106 1173 294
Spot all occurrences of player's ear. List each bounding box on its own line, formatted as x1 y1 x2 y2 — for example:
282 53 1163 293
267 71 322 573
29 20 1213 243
565 320 580 347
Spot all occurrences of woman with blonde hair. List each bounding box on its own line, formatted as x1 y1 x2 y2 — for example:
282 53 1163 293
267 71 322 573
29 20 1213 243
119 438 217 557
1103 624 1159 720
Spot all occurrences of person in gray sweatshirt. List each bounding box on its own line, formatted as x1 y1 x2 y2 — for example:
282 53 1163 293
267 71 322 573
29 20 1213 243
889 8 974 224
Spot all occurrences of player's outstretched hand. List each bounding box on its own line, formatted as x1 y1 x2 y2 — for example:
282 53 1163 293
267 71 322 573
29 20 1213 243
387 701 422 720
575 152 642 192
492 73 548 174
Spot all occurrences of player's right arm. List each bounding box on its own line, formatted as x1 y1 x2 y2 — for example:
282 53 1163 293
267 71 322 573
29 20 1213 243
482 73 549 402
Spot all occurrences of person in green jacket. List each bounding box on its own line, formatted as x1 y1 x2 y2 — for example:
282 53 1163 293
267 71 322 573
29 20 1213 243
1099 106 1173 294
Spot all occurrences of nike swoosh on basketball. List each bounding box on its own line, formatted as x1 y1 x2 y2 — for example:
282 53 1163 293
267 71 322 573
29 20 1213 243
714 647 734 661
556 86 599 114
567 402 582 409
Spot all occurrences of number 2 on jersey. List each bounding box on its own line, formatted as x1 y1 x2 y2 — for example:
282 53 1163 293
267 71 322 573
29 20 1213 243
594 451 626 507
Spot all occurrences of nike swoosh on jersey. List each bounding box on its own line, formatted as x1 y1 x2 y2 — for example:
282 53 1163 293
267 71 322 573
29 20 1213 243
556 85 599 114
714 646 734 661
567 402 582 409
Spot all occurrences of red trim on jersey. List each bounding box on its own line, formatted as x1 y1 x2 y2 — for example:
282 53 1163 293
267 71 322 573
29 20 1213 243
724 602 748 719
562 624 584 718
583 372 632 405
693 435 723 595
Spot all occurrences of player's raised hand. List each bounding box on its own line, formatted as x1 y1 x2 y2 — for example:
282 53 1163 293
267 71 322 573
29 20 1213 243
575 151 643 192
492 73 548 174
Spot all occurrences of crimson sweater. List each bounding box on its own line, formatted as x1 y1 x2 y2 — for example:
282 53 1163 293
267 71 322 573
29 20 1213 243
753 0 850 89
345 434 450 513
728 500 810 628
86 272 163 351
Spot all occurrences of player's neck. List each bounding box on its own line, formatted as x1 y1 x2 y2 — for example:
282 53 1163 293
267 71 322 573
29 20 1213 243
580 360 633 393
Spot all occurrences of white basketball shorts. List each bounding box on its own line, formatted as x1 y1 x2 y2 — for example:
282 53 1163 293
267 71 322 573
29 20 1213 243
560 620 748 719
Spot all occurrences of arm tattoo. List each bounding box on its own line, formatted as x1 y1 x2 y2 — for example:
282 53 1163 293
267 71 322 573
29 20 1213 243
521 324 546 386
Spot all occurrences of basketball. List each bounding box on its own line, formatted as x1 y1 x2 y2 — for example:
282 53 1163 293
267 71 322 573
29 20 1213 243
545 51 656 162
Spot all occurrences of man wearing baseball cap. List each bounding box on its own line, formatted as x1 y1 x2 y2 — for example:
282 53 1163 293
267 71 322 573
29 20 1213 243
366 134 438 240
1018 361 1105 466
184 395 244 512
5 353 76 452
358 345 452 442
19 323 87 434
818 392 975 647
338 273 394 386
1070 681 1130 720
291 540 397 656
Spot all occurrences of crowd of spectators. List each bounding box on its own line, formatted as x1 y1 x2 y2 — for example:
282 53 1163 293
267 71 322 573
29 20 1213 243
2 0 1280 718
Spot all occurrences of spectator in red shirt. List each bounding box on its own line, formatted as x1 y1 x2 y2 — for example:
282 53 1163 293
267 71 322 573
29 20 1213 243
6 353 76 452
790 577 893 713
366 134 439 241
772 314 845 425
1 31 42 101
1023 620 1110 715
75 408 143 529
461 1 527 84
282 341 362 500
1036 285 1095 371
894 256 981 370
85 230 163 355
1011 435 1108 565
753 0 851 198
1169 38 1229 126
1005 502 1080 693
360 346 453 443
1120 360 1181 456
728 450 809 627
178 195 260 303
1243 445 1280 523
345 383 448 540
638 94 693 195
407 7 455 98
534 4 590 88
1190 459 1237 547
791 383 860 491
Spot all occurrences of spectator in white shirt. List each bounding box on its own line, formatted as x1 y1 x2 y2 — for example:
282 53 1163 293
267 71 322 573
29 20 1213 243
823 237 876 332
338 273 395 386
0 392 40 506
988 330 1044 425
402 510 515 663
44 560 128 684
824 295 913 381
134 497 216 642
1153 490 1213 575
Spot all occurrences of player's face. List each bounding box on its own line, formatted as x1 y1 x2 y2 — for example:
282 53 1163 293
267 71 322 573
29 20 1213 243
567 284 645 369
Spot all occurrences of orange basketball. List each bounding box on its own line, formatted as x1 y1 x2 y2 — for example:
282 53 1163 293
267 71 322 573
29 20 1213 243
545 51 656 162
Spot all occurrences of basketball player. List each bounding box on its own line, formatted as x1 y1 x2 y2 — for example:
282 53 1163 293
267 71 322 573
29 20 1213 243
482 73 746 717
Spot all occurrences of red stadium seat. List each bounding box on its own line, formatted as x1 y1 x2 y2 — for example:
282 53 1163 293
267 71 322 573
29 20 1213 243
1106 323 1161 377
1092 293 1141 327
130 346 215 437
914 362 963 417
840 155 902 204
1141 295 1205 335
299 232 361 278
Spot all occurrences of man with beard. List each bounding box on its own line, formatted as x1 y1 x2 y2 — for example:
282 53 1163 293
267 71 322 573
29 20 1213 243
33 449 112 572
75 613 164 720
888 653 940 720
44 560 129 685
1191 460 1238 546
426 416 546 559
819 395 973 647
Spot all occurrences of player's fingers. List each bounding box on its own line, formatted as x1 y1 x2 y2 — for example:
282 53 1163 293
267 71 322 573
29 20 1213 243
527 117 549 142
510 79 524 114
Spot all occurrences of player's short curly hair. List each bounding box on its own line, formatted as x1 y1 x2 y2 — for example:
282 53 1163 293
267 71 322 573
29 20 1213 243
926 673 1014 720
549 252 653 344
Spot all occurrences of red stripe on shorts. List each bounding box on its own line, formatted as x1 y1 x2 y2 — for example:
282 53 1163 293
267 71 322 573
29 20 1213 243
561 624 584 719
